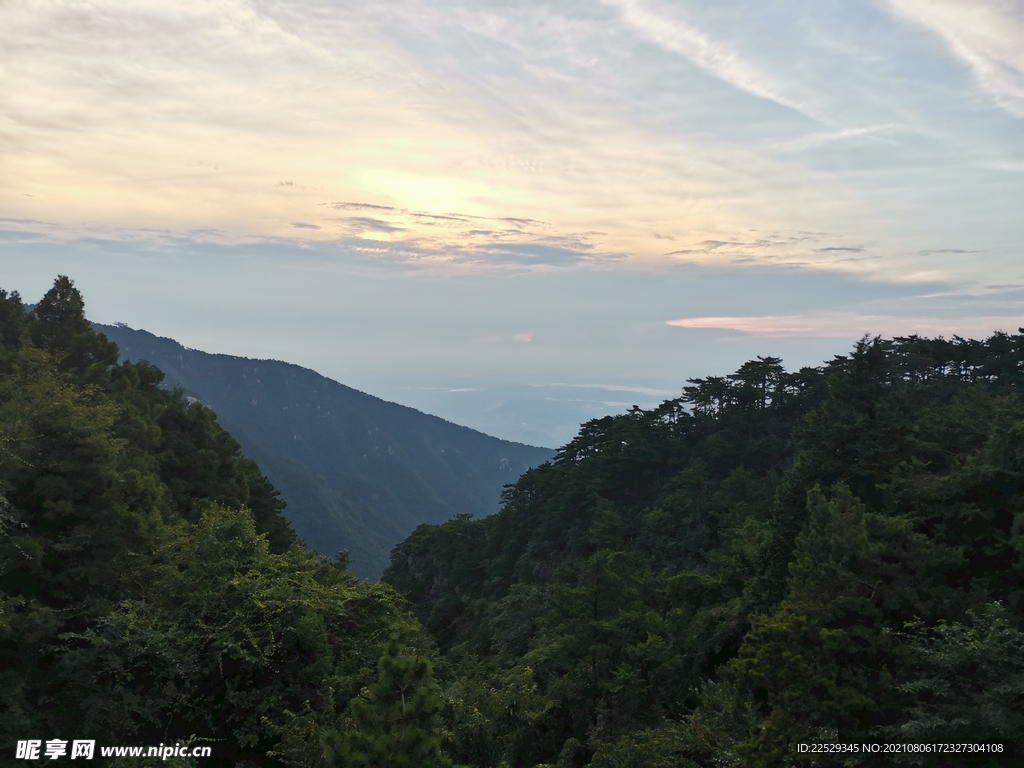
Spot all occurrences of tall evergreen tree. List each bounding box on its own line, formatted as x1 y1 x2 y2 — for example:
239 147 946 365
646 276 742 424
335 634 450 768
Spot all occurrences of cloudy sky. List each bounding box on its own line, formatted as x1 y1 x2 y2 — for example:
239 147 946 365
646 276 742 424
3 0 1024 445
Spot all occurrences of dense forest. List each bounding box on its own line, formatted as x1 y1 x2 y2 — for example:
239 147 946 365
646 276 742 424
4 276 1023 766
95 323 552 580
386 330 1024 766
0 278 448 766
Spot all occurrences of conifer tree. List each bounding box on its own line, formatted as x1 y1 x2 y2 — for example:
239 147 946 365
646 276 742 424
32 275 118 371
338 634 450 768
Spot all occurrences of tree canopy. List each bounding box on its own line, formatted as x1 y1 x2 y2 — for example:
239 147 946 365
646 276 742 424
386 333 1024 767
5 275 1021 766
0 277 445 766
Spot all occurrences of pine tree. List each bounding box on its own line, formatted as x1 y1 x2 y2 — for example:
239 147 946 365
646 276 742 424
337 634 450 768
31 275 118 371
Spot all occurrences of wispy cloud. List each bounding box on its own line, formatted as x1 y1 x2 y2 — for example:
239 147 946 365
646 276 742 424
667 313 1023 338
1 0 1022 286
542 383 677 397
663 232 877 269
764 125 893 153
340 217 405 234
886 0 1024 118
605 0 818 120
356 237 612 270
328 202 398 212
319 202 611 268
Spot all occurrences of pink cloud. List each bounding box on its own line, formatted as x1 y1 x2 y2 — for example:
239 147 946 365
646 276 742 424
667 313 1023 338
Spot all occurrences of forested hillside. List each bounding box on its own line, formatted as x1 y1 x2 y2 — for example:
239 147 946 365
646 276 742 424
96 324 553 578
386 334 1024 766
7 274 1022 766
1 278 450 766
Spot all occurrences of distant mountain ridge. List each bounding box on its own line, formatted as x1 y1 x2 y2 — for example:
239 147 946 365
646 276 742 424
96 323 554 578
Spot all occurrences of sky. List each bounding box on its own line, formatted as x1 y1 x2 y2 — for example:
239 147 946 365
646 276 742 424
2 0 1024 446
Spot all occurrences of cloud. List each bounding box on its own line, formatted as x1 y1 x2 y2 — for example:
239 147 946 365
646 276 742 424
0 0 873 273
542 383 677 397
1 215 615 273
886 0 1024 118
605 0 818 120
765 125 892 153
663 232 877 269
0 229 49 241
315 203 613 269
392 239 592 271
341 217 405 234
667 312 1024 338
700 240 745 250
327 202 397 212
1 0 1020 287
513 333 533 343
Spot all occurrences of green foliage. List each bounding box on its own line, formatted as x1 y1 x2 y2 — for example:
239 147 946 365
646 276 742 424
62 505 426 765
0 277 439 765
32 275 119 372
333 633 450 767
730 485 963 761
888 602 1024 746
386 332 1024 767
9 275 1024 767
99 321 554 578
589 722 697 768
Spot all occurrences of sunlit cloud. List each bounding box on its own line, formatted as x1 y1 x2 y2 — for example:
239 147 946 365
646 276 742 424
1 0 1023 288
668 313 1024 338
0 0 903 276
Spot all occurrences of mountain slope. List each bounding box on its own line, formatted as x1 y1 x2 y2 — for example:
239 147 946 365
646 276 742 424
97 323 554 578
384 333 1024 766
